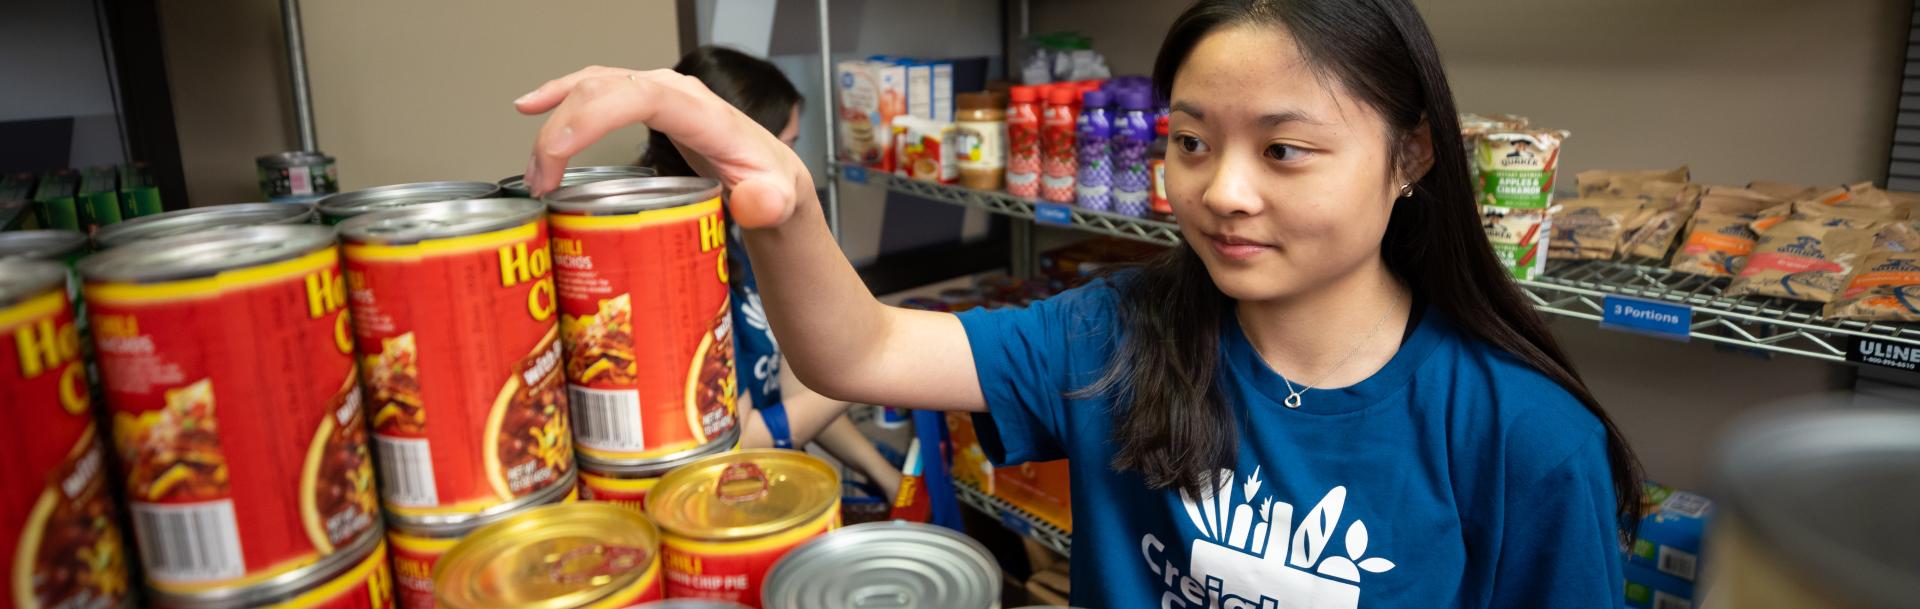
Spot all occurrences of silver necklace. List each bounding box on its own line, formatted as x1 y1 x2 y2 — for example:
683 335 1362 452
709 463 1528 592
1277 295 1400 409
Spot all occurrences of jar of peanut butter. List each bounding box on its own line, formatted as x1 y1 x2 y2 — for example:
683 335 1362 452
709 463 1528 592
955 92 1007 191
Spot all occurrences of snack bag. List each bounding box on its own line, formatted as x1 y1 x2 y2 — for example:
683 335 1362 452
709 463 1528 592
1825 250 1920 321
1617 181 1702 260
1887 190 1920 219
1726 220 1874 302
1574 166 1689 197
1550 197 1641 260
1874 221 1920 252
1801 182 1893 209
1745 180 1818 201
1750 200 1897 234
1476 129 1569 279
1671 213 1763 277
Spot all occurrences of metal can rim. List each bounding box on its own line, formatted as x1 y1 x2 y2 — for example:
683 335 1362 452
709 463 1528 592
433 502 660 609
148 523 386 609
0 229 88 261
385 467 581 536
542 177 721 215
575 418 742 474
92 203 317 250
0 259 70 307
255 150 336 168
497 165 659 197
761 521 1000 609
316 181 503 219
643 448 840 542
78 225 336 284
337 198 543 245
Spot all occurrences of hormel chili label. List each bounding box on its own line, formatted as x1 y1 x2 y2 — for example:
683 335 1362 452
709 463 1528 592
344 220 574 519
3 287 132 609
152 541 395 609
88 247 379 593
549 197 736 463
659 506 836 608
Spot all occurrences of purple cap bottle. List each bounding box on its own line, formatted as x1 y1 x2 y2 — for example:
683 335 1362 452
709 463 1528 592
1075 90 1114 212
1112 89 1154 218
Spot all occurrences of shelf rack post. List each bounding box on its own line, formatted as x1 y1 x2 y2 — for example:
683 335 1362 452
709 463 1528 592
817 0 841 242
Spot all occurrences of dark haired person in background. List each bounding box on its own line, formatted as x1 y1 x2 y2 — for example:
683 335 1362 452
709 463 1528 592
639 45 901 501
518 1 1643 605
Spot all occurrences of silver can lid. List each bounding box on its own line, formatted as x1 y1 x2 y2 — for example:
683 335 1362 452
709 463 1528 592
256 149 335 168
387 468 580 537
544 176 721 216
337 198 543 245
498 165 658 197
79 225 336 284
150 521 385 609
0 229 88 261
1714 400 1920 608
577 419 741 474
0 259 68 308
761 521 999 609
92 203 316 249
317 181 503 220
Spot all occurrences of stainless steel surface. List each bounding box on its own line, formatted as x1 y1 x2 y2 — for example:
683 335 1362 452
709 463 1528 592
499 165 657 198
281 0 316 152
542 176 720 215
0 259 67 307
317 181 502 220
0 230 88 261
149 523 383 609
761 521 999 609
955 478 1071 558
337 198 543 245
80 225 335 284
818 0 840 243
92 203 316 249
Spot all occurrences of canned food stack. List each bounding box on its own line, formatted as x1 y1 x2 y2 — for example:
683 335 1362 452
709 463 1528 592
645 449 841 608
760 521 999 609
433 503 667 609
90 203 317 250
498 165 657 199
79 226 389 608
315 181 502 225
538 177 744 509
337 198 581 609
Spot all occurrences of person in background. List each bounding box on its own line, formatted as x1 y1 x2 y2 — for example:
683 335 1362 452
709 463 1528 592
639 45 902 501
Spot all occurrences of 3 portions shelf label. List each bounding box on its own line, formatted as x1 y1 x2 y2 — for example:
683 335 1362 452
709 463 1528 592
1034 202 1073 226
1600 295 1691 341
1848 337 1920 372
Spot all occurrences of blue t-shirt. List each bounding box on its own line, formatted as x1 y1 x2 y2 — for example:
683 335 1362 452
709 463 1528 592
957 279 1622 609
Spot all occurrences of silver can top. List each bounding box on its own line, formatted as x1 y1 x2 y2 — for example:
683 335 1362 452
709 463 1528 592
576 418 740 474
543 176 722 216
256 149 335 168
761 521 999 609
0 259 68 308
337 198 543 245
79 224 336 284
149 521 384 609
317 181 503 221
0 229 88 261
92 203 316 249
498 165 658 198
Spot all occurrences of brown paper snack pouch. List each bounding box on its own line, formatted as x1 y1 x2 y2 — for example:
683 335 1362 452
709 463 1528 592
1746 180 1818 201
1575 166 1690 197
1887 190 1920 220
1874 221 1920 253
1672 213 1764 276
1726 220 1875 302
1616 180 1703 259
1751 200 1898 234
1550 198 1642 260
1801 182 1893 209
1825 250 1920 321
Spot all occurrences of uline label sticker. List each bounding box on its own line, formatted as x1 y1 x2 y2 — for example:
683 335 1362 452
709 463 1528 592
1848 337 1920 372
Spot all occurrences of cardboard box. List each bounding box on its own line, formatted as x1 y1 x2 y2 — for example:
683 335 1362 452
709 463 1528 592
931 61 954 123
1623 482 1713 609
906 62 933 121
1624 561 1697 609
891 116 958 184
872 60 910 171
944 411 1072 532
835 60 882 166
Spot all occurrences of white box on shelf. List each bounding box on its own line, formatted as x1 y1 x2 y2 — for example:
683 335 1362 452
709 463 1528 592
931 61 955 123
906 61 933 120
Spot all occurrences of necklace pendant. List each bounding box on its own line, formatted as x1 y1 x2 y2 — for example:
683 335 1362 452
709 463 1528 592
1284 391 1303 409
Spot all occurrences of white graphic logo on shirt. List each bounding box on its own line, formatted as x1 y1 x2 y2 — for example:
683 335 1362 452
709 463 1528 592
1140 468 1395 608
740 289 781 398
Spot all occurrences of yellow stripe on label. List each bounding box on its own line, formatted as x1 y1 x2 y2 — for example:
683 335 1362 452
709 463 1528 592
660 501 838 555
548 198 721 231
345 221 539 261
580 471 661 493
88 247 338 305
0 290 63 331
387 530 460 555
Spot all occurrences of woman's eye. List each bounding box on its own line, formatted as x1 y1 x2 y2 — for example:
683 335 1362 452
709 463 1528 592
1265 143 1306 161
1177 135 1209 154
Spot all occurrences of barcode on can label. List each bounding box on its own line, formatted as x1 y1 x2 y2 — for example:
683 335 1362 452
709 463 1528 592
1657 546 1699 581
1653 591 1692 609
375 436 440 507
289 166 312 195
132 501 246 583
569 384 645 450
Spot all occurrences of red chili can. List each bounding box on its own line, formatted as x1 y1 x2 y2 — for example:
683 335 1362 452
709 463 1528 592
387 472 576 609
79 226 380 596
543 178 736 467
150 534 395 609
577 423 739 513
2 259 133 609
645 450 839 607
338 199 574 529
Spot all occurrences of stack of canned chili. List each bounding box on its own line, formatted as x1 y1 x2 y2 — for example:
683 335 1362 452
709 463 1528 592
2 167 1023 609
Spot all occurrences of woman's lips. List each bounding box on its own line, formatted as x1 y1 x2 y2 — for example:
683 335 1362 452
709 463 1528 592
1206 234 1273 261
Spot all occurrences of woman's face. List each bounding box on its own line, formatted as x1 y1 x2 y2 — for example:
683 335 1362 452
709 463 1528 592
1166 24 1425 303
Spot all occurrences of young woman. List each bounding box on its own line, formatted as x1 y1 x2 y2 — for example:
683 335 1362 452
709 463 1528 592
637 45 901 501
515 1 1642 606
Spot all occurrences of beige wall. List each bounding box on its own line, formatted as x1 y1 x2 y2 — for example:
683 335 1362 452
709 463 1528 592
160 1 680 203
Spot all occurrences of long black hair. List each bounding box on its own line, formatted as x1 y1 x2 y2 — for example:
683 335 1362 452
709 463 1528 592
1091 0 1646 538
642 45 801 177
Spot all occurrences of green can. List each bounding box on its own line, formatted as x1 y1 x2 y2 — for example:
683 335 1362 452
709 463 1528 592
30 171 81 232
257 150 340 203
79 166 124 228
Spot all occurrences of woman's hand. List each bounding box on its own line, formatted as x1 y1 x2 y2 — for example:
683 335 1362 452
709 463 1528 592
513 66 807 228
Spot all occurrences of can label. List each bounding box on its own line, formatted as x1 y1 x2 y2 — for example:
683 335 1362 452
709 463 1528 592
154 542 395 609
576 470 659 514
344 220 575 519
388 530 456 609
549 198 736 463
659 504 837 607
89 247 379 593
3 287 132 609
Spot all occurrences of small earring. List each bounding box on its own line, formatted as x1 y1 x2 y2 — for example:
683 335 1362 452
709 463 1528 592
1399 183 1414 198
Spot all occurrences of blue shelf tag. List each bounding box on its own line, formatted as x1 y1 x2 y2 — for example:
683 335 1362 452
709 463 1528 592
997 508 1033 535
842 165 868 184
1600 295 1691 341
1034 202 1073 225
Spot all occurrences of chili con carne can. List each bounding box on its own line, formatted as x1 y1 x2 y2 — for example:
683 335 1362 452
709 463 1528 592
577 422 739 513
433 503 664 609
497 166 656 199
317 182 503 225
644 449 839 608
338 199 575 529
92 203 316 250
387 471 578 609
79 225 380 596
2 259 133 609
760 521 998 609
543 177 735 467
150 533 394 609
